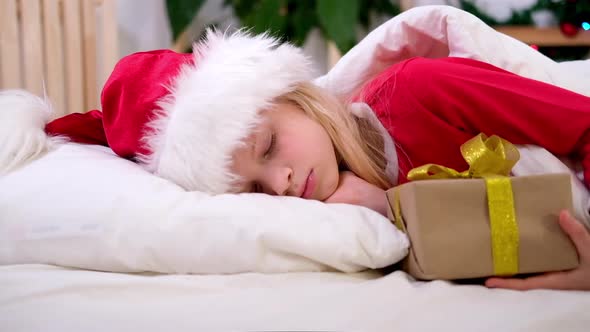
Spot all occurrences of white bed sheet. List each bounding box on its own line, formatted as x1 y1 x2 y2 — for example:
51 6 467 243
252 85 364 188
0 264 589 331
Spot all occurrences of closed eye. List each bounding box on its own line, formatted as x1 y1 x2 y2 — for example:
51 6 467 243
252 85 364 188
264 132 277 159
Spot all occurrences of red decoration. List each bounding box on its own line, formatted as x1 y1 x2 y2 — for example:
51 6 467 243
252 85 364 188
560 22 579 37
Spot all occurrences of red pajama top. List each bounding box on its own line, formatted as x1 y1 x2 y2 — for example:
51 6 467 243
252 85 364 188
356 57 590 188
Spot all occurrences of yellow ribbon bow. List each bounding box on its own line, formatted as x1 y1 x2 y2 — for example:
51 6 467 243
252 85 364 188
407 133 521 276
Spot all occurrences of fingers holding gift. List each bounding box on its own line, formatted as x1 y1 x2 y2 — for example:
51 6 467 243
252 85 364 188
485 271 576 291
486 210 590 291
559 210 590 262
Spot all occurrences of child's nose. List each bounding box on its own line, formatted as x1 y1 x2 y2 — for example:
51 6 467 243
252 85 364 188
268 166 293 196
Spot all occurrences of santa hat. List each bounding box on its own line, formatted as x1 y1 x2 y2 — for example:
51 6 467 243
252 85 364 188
1 30 313 194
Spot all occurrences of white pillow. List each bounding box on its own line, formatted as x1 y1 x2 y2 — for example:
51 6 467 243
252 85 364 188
0 143 408 273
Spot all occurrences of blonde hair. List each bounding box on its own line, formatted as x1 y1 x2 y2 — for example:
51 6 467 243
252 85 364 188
277 82 392 189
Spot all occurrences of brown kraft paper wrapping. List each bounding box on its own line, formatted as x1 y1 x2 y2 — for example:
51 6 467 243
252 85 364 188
386 173 579 280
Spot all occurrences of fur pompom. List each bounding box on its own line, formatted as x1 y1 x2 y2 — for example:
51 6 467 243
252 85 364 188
0 90 62 175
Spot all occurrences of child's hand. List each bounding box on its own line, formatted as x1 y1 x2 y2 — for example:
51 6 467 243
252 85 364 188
324 171 388 217
486 210 590 291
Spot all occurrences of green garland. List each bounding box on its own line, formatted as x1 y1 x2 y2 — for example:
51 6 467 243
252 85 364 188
224 0 400 54
458 0 590 61
166 1 588 60
166 0 400 54
458 0 590 27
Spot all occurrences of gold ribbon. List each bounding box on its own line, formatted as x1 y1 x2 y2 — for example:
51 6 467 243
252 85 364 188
404 133 520 276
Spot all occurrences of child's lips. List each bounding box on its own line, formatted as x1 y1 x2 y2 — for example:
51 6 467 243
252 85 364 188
301 170 315 199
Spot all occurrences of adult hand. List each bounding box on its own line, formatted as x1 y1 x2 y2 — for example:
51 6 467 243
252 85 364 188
324 171 388 217
486 210 590 291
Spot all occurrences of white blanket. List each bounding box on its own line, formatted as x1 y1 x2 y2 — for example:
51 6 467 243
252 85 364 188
316 5 590 97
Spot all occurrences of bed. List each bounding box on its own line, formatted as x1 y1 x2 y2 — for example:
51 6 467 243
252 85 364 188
1 6 589 331
1 265 589 331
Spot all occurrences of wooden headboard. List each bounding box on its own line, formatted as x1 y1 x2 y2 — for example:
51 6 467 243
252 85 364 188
0 0 119 118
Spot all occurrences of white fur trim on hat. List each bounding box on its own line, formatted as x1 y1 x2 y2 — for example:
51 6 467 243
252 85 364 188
139 30 314 194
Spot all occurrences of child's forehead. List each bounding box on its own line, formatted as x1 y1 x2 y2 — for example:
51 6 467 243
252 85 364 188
251 112 272 135
238 117 269 149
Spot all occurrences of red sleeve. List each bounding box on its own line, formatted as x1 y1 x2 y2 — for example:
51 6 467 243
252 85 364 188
399 57 590 188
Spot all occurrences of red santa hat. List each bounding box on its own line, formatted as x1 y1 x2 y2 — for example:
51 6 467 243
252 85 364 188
26 30 312 194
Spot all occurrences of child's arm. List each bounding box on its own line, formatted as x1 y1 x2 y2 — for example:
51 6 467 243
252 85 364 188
486 210 590 291
401 57 590 188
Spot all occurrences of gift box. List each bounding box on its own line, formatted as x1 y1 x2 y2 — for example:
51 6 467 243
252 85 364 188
386 134 579 280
